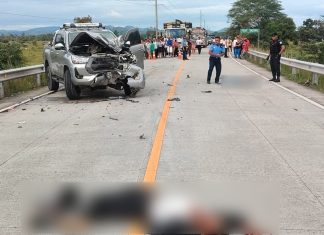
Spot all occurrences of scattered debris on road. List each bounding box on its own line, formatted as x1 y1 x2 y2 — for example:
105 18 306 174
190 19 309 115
139 134 146 140
162 82 173 86
109 117 119 121
294 108 298 111
168 97 181 102
73 123 79 126
17 121 26 128
201 90 212 93
126 99 140 103
186 75 191 78
41 108 45 112
22 108 26 111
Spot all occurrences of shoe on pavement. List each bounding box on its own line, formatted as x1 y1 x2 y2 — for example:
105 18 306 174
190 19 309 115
274 79 280 82
269 78 276 82
207 81 211 84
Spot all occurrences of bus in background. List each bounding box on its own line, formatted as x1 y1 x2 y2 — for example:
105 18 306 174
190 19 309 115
163 19 192 46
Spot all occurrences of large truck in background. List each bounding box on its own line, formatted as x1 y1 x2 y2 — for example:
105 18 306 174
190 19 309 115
191 27 208 47
163 19 192 45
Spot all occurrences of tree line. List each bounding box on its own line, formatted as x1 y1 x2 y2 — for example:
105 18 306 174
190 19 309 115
227 0 324 64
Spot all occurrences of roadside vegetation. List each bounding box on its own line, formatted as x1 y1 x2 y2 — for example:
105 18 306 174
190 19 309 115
227 0 324 65
0 35 52 96
227 0 324 92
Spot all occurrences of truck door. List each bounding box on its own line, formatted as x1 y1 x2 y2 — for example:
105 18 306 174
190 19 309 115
124 28 145 69
52 33 66 77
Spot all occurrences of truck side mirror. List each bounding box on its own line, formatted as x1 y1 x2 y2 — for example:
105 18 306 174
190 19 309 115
122 41 131 51
54 43 65 50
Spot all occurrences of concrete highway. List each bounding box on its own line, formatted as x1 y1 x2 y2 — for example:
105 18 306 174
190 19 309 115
0 50 324 234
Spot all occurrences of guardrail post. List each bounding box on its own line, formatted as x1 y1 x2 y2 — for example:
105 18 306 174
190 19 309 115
259 57 263 64
35 73 41 87
312 73 319 85
0 81 4 99
292 67 297 79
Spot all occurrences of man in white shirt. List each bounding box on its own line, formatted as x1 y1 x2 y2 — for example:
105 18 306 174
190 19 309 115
196 37 203 54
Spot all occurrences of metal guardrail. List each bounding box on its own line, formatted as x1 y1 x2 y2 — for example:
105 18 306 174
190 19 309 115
248 50 324 84
0 64 44 98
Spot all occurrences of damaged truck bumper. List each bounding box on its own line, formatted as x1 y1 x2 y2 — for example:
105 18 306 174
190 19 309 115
125 64 145 89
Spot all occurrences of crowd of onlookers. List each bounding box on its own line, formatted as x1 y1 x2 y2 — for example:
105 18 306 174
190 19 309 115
219 35 251 59
142 36 205 60
141 34 251 60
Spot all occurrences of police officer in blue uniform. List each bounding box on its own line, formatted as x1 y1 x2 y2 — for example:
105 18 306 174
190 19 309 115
207 36 225 84
267 33 285 82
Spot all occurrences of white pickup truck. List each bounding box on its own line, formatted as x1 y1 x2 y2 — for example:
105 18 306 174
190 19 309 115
44 23 145 100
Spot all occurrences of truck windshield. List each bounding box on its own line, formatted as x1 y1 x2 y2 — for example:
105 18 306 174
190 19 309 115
68 31 117 45
165 29 186 39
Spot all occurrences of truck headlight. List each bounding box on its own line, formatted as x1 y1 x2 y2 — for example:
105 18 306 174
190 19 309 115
71 55 89 64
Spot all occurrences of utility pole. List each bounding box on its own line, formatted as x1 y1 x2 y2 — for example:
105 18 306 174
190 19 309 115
155 0 158 39
204 19 206 29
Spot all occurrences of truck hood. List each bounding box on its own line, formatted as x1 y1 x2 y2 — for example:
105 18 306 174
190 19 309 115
69 32 122 54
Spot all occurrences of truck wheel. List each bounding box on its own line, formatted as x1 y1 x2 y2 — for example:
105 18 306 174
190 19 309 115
123 83 132 96
64 69 81 100
45 65 59 91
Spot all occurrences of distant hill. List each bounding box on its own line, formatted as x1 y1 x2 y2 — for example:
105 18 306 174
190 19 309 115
216 28 228 33
0 27 58 36
0 25 153 37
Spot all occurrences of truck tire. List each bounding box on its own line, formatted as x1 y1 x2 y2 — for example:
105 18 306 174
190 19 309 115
45 65 59 91
123 83 132 96
64 69 81 100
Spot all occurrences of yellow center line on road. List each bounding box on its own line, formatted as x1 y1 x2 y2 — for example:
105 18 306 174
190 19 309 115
129 61 186 235
143 61 186 183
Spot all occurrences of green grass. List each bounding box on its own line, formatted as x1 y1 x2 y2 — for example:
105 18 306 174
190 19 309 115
22 41 46 66
247 54 324 93
1 41 47 98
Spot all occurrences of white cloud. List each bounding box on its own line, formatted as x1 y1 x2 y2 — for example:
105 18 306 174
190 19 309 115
107 10 122 18
0 0 323 31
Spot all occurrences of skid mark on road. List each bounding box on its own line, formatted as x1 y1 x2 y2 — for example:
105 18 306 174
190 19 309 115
143 61 186 183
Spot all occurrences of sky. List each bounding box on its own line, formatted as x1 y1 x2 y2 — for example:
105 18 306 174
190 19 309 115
0 0 323 31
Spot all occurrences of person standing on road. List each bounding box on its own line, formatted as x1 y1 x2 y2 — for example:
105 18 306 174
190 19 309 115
166 37 173 57
267 33 285 82
173 39 179 57
207 36 225 84
233 36 242 59
232 37 237 57
182 36 189 60
228 38 233 53
224 37 229 58
241 37 250 59
149 40 155 59
188 40 192 57
196 37 203 54
154 38 159 59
